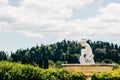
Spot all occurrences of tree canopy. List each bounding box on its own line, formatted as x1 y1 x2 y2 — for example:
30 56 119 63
0 39 120 69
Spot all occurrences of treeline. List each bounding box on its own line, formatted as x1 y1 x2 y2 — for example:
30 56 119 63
0 39 120 69
10 40 81 69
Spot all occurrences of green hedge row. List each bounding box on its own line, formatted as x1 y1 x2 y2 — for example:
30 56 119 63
0 61 85 80
92 68 120 80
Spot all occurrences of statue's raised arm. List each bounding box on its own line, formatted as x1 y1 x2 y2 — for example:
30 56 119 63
79 39 95 64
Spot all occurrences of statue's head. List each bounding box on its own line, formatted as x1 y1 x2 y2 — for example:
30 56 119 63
80 38 86 47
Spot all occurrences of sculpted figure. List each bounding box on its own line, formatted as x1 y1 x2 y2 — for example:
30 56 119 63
79 39 95 64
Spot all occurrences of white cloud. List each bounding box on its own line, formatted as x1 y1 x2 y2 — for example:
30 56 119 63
72 3 120 35
0 0 120 40
0 0 93 38
57 3 120 40
91 3 120 35
21 31 43 38
0 0 8 6
97 0 104 4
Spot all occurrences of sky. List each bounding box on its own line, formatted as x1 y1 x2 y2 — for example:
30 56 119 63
0 0 120 53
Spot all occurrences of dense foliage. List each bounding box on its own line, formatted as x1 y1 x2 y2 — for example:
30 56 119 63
0 39 120 69
0 61 85 80
0 51 7 61
10 40 82 68
92 67 120 80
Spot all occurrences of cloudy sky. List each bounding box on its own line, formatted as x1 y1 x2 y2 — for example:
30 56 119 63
0 0 120 53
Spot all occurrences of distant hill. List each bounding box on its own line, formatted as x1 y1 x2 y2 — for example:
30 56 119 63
0 39 120 69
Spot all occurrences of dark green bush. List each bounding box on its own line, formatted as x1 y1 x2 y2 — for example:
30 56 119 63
0 61 85 80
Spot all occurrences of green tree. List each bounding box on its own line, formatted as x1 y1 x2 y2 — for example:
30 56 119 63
0 51 7 61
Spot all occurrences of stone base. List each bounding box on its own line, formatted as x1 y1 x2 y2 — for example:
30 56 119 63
62 64 115 80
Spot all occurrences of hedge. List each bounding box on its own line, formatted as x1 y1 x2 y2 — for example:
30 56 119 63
0 61 85 80
92 68 120 80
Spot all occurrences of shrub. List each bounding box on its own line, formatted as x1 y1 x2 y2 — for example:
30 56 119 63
0 61 85 80
92 67 120 80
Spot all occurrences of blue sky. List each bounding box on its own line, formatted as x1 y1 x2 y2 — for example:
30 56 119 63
0 0 120 53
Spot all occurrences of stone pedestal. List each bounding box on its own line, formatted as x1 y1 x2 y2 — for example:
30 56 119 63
62 64 115 80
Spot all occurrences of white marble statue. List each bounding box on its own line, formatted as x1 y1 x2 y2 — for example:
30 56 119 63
79 39 95 64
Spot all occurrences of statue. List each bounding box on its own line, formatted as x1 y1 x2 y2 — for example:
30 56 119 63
79 39 95 64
